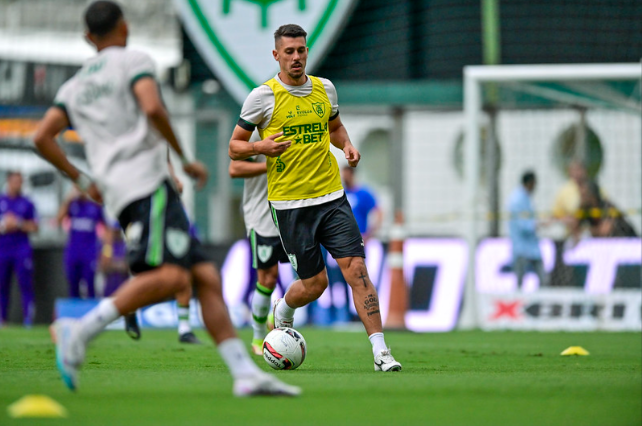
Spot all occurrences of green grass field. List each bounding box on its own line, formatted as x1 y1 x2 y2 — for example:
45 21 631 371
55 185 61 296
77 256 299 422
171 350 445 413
1 327 640 426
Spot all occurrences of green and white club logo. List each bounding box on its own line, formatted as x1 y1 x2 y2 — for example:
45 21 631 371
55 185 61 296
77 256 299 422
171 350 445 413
174 0 357 104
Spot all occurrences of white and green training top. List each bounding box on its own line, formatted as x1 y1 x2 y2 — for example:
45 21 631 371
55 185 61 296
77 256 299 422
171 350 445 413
242 147 279 238
54 46 170 217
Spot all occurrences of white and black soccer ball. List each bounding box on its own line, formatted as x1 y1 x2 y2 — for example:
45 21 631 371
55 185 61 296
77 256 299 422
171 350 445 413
262 327 307 370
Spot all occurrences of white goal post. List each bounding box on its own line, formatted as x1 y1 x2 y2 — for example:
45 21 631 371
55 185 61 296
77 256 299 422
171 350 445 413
458 63 642 329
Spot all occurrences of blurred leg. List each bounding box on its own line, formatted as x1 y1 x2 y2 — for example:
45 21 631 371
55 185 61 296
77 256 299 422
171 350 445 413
15 251 34 325
81 255 97 298
192 262 236 344
514 257 526 290
0 255 13 323
65 253 81 298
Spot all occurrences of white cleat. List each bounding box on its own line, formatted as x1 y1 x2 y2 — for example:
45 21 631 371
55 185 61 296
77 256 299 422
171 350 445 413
374 349 402 372
50 319 86 391
233 372 302 397
270 298 293 330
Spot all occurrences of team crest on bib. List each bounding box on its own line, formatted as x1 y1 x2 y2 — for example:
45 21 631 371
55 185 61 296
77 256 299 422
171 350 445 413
166 228 190 258
287 253 298 271
312 102 326 118
257 244 273 263
174 0 358 104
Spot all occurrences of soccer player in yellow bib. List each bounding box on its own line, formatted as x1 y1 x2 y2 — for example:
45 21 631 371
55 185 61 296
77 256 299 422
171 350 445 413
229 24 401 372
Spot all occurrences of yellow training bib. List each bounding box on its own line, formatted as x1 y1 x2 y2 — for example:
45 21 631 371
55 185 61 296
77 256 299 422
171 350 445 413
259 76 342 202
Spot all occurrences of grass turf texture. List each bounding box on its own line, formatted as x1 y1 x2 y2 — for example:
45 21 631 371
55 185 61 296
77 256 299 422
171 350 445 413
1 328 640 426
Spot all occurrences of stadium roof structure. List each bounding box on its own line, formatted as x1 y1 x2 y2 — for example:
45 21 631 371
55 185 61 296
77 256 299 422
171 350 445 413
0 30 181 78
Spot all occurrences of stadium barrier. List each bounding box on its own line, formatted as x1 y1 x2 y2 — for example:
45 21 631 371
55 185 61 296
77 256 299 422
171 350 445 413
45 237 641 332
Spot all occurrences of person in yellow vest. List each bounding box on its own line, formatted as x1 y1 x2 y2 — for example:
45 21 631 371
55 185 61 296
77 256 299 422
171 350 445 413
229 24 401 372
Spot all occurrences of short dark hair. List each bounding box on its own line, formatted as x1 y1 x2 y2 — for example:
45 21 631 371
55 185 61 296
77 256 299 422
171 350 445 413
522 170 536 186
6 170 21 179
84 1 124 37
274 24 307 46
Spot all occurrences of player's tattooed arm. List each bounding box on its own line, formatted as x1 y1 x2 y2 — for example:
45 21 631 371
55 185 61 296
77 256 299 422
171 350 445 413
363 294 381 317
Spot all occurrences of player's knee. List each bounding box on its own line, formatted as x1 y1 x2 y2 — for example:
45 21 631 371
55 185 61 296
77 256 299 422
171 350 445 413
161 265 190 293
304 273 328 298
343 257 368 283
261 271 279 289
192 263 223 295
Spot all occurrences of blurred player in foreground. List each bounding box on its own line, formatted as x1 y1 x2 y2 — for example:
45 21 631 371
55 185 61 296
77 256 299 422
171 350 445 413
228 24 401 372
229 145 289 355
34 1 299 397
0 171 38 326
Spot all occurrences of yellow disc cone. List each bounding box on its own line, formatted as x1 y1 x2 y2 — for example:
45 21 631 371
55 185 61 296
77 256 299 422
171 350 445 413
7 395 68 418
560 346 590 356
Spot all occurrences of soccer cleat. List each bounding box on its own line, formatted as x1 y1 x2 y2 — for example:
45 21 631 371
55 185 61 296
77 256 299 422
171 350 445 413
50 319 86 391
374 349 402 372
270 298 293 330
233 371 302 397
251 339 264 356
125 312 141 341
178 332 202 344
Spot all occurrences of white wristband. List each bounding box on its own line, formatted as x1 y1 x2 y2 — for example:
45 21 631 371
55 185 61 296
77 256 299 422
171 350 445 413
75 173 93 192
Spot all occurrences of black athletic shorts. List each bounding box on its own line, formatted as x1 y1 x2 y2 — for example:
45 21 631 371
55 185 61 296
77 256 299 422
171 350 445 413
189 236 211 266
270 194 365 280
118 180 195 274
250 229 288 270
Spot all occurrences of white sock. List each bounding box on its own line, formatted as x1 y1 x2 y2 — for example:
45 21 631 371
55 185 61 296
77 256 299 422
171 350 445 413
368 332 388 356
78 298 120 344
217 338 262 379
276 296 296 320
177 304 191 335
251 283 273 340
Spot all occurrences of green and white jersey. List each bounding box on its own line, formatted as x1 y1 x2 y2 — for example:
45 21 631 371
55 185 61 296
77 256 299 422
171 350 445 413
242 153 279 238
54 46 169 217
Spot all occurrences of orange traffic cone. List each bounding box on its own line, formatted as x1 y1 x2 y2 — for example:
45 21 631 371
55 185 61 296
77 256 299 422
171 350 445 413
385 211 407 330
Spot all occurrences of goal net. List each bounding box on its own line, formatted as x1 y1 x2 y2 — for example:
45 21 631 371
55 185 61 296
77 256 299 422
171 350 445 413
458 63 642 329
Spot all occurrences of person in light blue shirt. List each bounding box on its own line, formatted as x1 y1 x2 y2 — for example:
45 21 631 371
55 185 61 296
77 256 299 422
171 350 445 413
508 171 546 289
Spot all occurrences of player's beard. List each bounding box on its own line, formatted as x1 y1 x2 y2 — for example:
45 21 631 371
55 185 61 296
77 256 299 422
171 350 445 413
288 62 305 80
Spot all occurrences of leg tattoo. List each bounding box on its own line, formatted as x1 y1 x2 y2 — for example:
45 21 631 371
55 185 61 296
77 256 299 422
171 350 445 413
359 273 368 288
363 294 380 316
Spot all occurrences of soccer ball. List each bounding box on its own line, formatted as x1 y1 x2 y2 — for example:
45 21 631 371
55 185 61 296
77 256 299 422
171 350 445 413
262 327 307 370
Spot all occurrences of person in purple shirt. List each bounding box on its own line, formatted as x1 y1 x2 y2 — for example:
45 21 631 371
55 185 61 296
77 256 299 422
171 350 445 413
58 190 105 298
0 171 39 326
